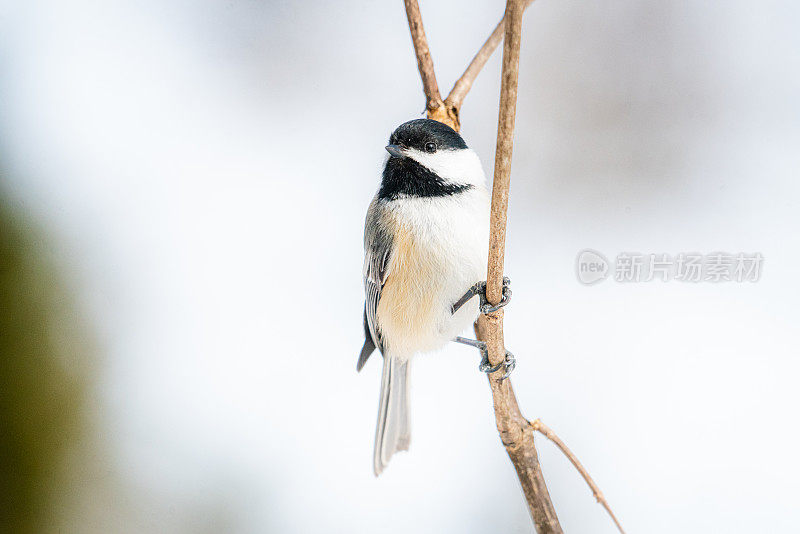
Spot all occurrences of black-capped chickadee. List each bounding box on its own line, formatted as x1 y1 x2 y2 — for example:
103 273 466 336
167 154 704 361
358 119 513 475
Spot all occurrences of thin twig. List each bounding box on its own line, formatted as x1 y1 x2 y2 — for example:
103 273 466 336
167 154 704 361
445 0 535 109
475 1 563 532
403 0 443 113
532 420 626 534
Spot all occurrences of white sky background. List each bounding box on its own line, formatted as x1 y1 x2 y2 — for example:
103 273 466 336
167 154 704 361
1 1 799 532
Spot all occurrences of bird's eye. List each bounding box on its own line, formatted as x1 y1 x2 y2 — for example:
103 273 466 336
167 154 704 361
424 142 436 153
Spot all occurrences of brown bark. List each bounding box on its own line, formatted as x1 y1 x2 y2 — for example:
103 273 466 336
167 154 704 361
473 3 563 530
403 0 454 127
401 1 625 532
474 318 563 532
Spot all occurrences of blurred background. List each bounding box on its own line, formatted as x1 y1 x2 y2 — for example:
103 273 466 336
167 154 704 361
1 1 799 532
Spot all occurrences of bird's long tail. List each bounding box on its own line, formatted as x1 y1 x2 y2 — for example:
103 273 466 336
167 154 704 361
373 354 410 476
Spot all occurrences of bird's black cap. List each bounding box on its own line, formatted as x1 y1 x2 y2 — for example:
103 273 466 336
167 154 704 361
388 119 468 153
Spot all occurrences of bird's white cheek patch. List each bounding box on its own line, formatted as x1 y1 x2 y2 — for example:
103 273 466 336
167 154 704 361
405 148 486 188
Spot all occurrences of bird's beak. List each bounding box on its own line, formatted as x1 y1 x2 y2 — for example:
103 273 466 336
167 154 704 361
385 144 406 158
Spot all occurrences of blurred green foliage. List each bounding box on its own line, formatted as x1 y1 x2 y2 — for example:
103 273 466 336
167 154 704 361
0 195 88 534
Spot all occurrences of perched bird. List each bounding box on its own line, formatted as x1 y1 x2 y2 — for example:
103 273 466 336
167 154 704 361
358 119 512 475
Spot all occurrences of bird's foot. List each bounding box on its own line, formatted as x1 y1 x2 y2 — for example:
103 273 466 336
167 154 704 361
453 336 516 381
479 276 512 314
451 276 512 315
479 348 516 380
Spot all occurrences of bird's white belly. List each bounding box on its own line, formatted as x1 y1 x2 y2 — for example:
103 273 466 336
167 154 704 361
377 192 489 358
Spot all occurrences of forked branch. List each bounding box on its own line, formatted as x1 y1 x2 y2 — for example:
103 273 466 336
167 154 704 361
403 0 534 130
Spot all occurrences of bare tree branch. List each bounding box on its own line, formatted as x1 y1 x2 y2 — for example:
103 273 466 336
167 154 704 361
445 0 535 110
399 2 625 532
474 1 563 532
403 0 449 121
474 319 562 532
533 420 626 534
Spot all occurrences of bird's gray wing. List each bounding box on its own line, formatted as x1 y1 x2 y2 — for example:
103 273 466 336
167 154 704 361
357 198 393 371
